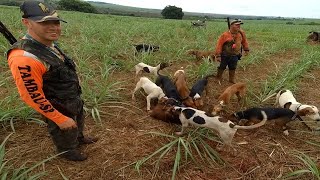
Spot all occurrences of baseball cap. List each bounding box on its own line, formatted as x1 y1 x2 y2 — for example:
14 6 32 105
20 1 67 23
230 19 243 25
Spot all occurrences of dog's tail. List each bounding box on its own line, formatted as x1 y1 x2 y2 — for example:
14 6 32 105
156 68 164 77
159 62 171 70
233 111 267 130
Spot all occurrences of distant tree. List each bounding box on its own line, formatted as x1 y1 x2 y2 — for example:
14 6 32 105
58 0 97 13
161 5 184 19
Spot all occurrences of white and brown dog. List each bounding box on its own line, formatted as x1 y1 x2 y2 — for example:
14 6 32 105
173 107 267 146
132 77 167 111
134 62 170 78
276 90 320 128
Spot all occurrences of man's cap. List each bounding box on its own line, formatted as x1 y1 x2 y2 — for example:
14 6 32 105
20 1 67 23
230 19 243 25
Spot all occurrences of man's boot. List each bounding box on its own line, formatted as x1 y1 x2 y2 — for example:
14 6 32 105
78 136 99 145
61 149 88 161
216 69 224 82
229 70 236 84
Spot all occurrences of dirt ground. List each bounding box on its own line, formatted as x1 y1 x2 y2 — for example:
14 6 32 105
1 48 320 180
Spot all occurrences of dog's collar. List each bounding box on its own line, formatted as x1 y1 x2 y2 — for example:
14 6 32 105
291 114 303 121
291 113 298 120
166 97 182 106
295 104 302 111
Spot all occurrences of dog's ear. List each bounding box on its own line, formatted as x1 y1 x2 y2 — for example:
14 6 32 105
284 102 292 109
218 117 229 123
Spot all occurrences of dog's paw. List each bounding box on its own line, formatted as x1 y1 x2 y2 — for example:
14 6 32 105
283 130 289 136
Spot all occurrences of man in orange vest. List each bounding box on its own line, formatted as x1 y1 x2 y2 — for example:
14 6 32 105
214 19 249 83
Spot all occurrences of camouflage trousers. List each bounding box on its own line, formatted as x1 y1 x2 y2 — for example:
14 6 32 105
45 97 85 152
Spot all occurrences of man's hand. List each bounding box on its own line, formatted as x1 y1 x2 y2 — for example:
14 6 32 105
215 56 221 62
244 50 249 56
58 118 77 130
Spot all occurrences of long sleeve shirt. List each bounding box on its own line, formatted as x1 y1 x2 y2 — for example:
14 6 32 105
8 48 69 125
215 29 249 56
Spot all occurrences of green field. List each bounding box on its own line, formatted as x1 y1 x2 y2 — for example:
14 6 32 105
1 5 320 180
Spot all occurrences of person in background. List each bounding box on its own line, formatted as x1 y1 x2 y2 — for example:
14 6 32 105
214 19 249 83
7 1 98 161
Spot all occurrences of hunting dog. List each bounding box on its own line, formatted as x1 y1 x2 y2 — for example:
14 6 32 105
275 90 320 128
307 31 320 42
173 107 267 146
189 75 214 109
133 44 160 54
228 107 307 135
132 77 167 111
187 49 215 62
155 72 182 106
150 100 181 124
173 69 196 108
212 82 247 116
134 62 170 78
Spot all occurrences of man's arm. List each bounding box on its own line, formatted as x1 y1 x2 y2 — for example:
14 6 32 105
8 49 75 128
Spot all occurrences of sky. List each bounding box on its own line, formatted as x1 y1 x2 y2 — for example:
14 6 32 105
88 0 320 19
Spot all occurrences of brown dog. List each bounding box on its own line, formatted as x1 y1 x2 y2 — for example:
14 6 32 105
173 69 196 108
187 49 215 62
211 82 246 115
150 100 181 124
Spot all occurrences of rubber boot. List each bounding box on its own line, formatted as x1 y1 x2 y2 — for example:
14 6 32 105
78 136 99 145
61 149 88 161
229 70 236 84
216 69 224 82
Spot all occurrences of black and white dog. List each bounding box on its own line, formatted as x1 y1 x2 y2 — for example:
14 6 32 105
189 75 214 109
155 72 182 106
229 107 308 135
134 62 170 77
173 107 267 146
133 44 160 54
275 90 320 129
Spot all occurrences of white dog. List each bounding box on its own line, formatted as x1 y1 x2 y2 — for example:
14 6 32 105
134 62 169 78
276 90 320 127
173 107 267 146
132 77 167 111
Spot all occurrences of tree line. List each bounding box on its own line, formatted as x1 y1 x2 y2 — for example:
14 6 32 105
0 0 185 19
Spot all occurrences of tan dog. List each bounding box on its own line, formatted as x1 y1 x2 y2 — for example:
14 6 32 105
173 69 196 108
187 49 215 62
211 82 246 115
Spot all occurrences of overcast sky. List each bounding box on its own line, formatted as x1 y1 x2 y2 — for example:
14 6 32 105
88 0 320 19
